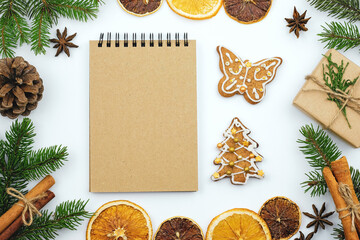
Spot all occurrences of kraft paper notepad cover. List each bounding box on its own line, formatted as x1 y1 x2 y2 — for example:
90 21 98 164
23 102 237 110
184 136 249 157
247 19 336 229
89 40 197 192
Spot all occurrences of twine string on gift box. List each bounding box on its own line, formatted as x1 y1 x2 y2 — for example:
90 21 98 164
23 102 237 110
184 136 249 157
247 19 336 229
304 75 360 129
337 183 360 231
6 188 47 226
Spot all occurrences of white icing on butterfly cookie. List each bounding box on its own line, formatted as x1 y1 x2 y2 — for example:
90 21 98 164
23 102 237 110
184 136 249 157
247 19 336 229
217 46 282 104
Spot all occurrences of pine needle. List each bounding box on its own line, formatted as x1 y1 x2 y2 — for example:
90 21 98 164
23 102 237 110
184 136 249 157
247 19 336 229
306 0 360 22
319 22 360 52
298 124 342 169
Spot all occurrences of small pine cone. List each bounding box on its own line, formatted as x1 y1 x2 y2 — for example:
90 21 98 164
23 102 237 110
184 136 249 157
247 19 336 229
0 57 44 119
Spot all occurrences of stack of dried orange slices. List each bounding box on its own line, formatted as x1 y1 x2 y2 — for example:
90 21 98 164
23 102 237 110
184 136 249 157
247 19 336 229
167 0 272 23
205 197 301 240
86 197 301 240
117 0 273 23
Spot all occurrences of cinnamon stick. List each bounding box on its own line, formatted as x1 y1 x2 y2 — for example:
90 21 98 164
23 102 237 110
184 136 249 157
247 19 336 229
0 190 55 240
331 156 360 232
0 175 55 233
323 167 359 240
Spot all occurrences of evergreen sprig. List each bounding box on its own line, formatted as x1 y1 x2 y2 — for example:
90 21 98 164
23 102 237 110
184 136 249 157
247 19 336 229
319 22 360 52
298 124 342 169
298 124 342 196
0 118 90 239
0 0 102 57
298 124 360 199
306 0 360 22
9 200 91 240
332 224 345 240
322 53 358 128
305 0 360 52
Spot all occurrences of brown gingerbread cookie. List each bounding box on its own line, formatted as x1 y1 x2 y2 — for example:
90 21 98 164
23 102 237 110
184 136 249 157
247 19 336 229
217 46 282 104
212 117 264 185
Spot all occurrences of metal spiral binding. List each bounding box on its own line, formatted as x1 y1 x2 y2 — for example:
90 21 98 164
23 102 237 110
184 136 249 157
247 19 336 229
106 32 111 47
98 33 104 47
98 33 189 48
167 33 171 47
175 33 180 47
158 33 163 47
184 33 188 47
141 33 145 47
133 33 137 47
115 33 120 47
150 33 154 47
124 33 128 47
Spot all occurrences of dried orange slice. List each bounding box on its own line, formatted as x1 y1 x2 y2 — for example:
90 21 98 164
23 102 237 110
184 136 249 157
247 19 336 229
86 200 152 240
224 0 272 24
167 0 223 20
259 196 301 240
117 0 163 16
206 208 271 240
155 216 204 240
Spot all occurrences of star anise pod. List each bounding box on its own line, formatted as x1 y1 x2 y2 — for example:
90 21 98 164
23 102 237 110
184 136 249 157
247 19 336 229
50 27 78 57
285 7 311 38
294 231 314 240
303 203 334 233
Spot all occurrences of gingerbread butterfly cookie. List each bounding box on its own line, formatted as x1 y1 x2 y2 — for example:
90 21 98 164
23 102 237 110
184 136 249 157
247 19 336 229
212 117 264 185
217 46 282 104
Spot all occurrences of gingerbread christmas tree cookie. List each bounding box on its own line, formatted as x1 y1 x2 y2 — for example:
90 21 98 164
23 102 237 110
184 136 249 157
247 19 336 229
217 46 282 104
212 117 264 185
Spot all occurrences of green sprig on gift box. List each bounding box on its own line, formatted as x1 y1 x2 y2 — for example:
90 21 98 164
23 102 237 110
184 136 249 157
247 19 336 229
0 0 103 57
322 53 358 128
0 118 91 239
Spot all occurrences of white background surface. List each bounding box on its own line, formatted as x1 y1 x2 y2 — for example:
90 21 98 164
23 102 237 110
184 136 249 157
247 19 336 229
1 0 360 239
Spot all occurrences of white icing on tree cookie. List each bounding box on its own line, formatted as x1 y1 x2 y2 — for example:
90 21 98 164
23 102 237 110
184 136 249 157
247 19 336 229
211 117 264 185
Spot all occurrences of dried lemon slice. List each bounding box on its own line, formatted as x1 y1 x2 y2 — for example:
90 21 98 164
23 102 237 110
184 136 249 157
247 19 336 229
117 0 163 16
86 200 152 240
259 196 301 240
206 208 271 240
167 0 223 20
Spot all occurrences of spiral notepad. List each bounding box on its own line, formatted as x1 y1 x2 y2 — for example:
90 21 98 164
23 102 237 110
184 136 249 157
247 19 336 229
89 33 197 192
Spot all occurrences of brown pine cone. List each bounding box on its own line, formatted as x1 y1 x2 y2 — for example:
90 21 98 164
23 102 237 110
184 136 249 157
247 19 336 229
0 57 44 119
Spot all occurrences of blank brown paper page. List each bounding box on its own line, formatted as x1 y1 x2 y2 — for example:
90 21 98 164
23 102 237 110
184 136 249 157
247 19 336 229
89 40 197 192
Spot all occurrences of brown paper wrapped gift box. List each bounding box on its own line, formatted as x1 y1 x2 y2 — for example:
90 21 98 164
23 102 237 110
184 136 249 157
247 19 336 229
293 49 360 148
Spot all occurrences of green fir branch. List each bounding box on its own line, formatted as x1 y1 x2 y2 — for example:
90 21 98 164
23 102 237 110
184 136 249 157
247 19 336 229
0 16 17 57
332 224 345 240
30 6 54 55
301 170 328 196
298 124 342 196
10 200 91 240
319 22 360 52
0 0 101 57
0 0 30 45
0 118 90 238
15 146 68 181
306 0 360 22
350 166 360 199
298 124 342 169
0 118 35 211
3 118 35 166
51 0 99 22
